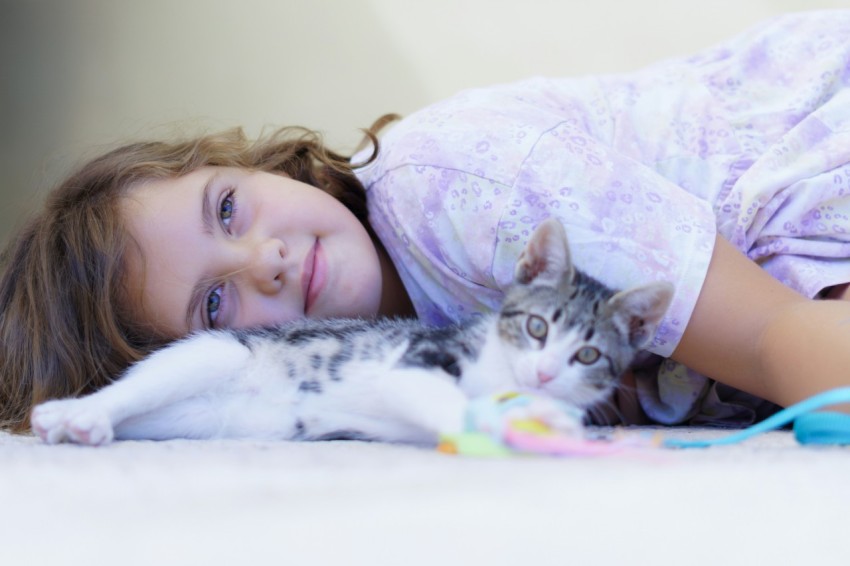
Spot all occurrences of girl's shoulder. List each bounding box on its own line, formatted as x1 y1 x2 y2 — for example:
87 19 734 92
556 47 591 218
357 76 609 188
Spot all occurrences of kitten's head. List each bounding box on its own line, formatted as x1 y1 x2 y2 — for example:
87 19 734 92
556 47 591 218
498 218 674 410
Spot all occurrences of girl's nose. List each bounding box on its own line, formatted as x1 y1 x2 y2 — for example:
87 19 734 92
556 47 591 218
245 238 287 294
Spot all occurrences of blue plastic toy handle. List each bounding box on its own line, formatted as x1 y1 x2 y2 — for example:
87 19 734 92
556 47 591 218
663 387 850 449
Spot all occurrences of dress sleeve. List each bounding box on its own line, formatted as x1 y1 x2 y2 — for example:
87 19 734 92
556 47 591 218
363 77 717 357
491 116 717 357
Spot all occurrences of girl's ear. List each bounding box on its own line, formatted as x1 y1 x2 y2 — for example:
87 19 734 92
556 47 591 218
607 282 675 348
514 218 575 288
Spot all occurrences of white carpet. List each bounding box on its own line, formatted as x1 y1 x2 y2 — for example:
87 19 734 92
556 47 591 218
1 428 848 566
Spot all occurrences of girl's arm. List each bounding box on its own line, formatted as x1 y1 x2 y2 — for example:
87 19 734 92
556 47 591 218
672 235 850 410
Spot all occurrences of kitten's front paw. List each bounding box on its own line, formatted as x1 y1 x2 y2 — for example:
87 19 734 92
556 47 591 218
468 392 585 439
511 395 584 438
31 399 115 446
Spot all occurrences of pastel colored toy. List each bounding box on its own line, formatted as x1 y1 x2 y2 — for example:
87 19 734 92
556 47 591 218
437 392 658 457
438 388 850 457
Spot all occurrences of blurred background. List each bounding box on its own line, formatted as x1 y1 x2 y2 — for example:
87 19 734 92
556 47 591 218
1 0 846 246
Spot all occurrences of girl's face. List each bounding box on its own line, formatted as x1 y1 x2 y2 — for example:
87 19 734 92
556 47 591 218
121 166 384 337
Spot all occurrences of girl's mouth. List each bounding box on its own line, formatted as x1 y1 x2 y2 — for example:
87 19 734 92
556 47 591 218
302 239 327 315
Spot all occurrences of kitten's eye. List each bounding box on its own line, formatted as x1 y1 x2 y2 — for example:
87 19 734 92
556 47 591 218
574 346 601 365
526 315 548 340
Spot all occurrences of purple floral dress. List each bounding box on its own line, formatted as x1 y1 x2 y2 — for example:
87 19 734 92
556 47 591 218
356 11 850 426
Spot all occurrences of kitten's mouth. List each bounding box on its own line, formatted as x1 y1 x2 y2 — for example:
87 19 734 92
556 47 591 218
302 239 327 315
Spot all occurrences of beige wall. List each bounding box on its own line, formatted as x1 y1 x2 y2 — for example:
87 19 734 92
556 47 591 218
1 0 847 245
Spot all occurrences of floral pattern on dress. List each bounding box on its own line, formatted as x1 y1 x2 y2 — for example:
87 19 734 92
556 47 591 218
357 11 850 425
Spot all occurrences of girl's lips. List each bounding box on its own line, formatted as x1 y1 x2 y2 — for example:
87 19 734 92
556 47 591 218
302 239 327 315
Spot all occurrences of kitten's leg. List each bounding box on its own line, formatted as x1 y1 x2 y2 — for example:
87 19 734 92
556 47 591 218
116 359 471 445
31 332 250 445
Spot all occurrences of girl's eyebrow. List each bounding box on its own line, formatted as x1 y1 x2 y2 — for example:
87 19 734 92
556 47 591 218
185 172 222 329
200 172 221 236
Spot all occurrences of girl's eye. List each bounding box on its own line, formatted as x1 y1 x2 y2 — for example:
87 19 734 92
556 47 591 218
574 346 601 365
206 285 223 328
219 189 236 229
526 315 548 341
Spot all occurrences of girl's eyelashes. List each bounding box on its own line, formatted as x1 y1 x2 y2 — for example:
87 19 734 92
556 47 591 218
206 284 224 328
205 186 239 328
219 188 237 231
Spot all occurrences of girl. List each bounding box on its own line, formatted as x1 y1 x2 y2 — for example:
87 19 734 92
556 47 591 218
3 11 850 433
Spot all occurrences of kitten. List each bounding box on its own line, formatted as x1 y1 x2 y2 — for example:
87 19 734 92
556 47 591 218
31 219 673 446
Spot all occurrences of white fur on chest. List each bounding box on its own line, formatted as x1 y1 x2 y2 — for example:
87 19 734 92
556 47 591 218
458 324 515 397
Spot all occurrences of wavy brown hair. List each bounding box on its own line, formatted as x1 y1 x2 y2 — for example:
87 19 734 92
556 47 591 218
0 115 398 433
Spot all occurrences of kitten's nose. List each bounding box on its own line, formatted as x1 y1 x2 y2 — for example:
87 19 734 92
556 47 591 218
537 371 555 384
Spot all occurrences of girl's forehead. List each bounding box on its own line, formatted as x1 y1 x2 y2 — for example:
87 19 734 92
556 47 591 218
119 170 215 338
129 166 218 195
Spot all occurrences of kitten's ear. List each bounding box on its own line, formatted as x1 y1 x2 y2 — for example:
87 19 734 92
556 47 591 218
514 218 575 287
607 282 675 348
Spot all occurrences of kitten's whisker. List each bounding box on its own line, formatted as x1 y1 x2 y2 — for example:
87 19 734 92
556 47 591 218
590 394 627 426
585 404 603 425
585 401 608 425
602 379 643 424
615 380 638 395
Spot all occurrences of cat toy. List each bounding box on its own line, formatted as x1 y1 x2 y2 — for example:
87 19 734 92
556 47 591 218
439 388 850 457
662 386 850 448
437 392 658 457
